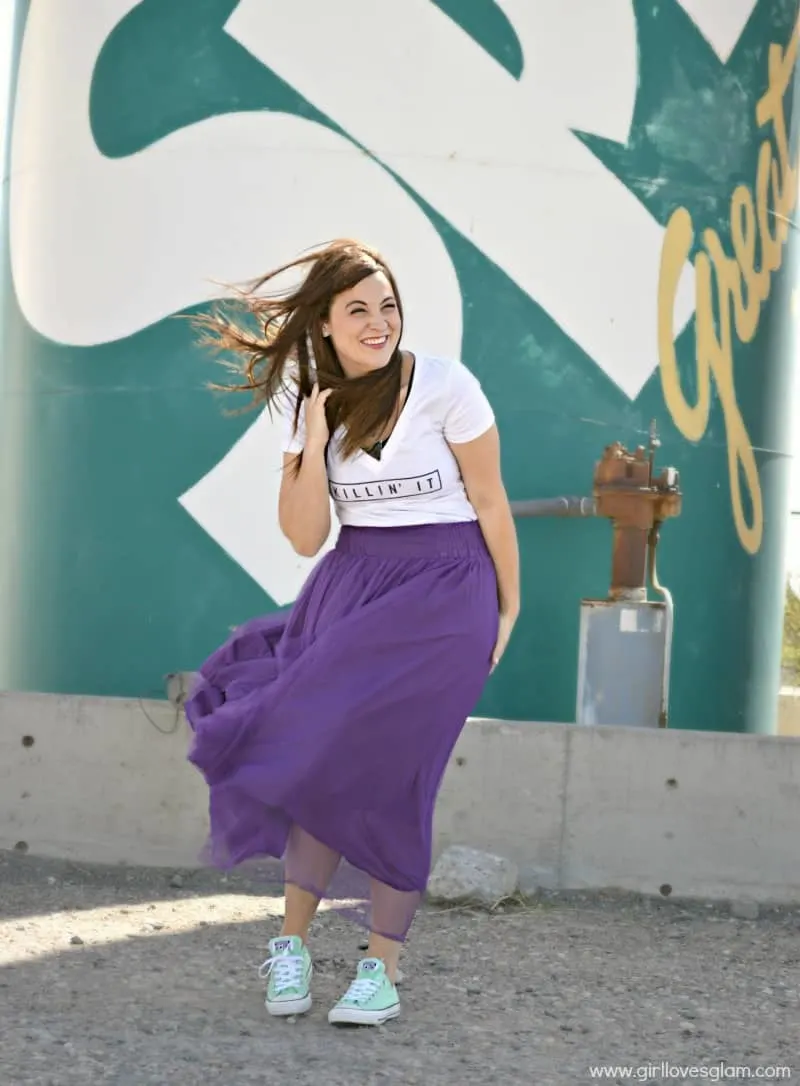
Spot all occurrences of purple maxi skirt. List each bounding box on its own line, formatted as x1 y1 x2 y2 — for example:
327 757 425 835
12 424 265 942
185 520 498 940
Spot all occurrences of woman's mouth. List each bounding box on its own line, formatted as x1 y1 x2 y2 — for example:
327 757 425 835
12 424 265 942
361 335 390 350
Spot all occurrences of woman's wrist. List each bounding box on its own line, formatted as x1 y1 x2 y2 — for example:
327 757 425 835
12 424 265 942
499 597 520 619
303 440 328 461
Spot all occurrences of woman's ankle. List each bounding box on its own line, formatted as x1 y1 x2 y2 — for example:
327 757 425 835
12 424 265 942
279 926 309 944
366 933 402 983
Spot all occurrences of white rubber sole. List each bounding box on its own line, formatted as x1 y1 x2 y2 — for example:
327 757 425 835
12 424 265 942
327 1001 401 1027
266 992 312 1017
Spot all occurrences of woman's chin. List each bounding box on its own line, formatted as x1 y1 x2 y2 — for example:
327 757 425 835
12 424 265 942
365 351 394 370
346 348 398 375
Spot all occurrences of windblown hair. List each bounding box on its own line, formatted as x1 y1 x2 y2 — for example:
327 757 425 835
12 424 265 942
194 239 404 461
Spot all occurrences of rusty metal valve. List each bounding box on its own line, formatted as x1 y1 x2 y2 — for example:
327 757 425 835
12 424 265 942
593 423 681 601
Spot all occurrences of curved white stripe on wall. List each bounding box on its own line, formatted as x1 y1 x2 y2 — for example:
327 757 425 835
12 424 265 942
9 0 461 354
8 0 462 603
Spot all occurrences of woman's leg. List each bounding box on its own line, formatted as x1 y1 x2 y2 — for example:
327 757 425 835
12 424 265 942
280 884 323 943
367 878 421 982
281 823 342 941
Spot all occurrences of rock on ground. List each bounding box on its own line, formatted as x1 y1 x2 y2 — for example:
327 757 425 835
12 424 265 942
1 850 798 1086
426 845 519 906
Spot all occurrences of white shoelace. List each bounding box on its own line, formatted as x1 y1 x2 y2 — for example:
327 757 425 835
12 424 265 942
258 953 306 994
341 976 381 1005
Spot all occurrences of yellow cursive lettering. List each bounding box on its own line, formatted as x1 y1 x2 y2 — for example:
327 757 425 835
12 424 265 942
658 19 799 555
658 208 710 442
755 36 798 218
729 184 765 341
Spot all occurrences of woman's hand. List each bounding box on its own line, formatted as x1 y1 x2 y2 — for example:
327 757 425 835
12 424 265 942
303 385 333 454
491 608 518 673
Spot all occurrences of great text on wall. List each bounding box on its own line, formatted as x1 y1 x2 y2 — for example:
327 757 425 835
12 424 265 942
658 21 799 556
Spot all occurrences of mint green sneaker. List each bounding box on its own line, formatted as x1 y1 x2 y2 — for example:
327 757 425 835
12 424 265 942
258 935 313 1017
327 958 401 1026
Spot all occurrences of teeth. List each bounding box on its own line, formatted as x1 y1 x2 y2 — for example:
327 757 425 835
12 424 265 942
363 335 388 345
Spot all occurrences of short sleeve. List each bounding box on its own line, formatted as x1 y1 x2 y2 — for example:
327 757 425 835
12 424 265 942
276 376 306 455
442 360 495 444
283 411 305 455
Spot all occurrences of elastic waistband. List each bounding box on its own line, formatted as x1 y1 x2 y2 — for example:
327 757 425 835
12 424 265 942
335 520 487 559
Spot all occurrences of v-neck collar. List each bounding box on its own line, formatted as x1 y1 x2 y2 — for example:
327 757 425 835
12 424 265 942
353 354 418 474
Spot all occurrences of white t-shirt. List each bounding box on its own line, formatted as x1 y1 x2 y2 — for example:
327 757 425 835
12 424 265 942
282 355 495 527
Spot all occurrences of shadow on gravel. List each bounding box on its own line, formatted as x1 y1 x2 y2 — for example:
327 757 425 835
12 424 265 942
0 850 284 922
2 851 799 1086
0 850 372 927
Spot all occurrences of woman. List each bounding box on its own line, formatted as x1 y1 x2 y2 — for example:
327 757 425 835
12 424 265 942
185 239 520 1026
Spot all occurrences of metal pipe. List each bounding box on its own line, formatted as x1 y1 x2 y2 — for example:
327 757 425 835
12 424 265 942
510 496 596 518
647 523 674 729
610 525 649 601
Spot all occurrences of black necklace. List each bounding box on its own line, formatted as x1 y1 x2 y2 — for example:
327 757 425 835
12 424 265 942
362 361 415 460
364 437 389 460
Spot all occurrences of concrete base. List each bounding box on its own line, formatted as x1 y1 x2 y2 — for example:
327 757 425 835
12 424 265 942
1 692 799 903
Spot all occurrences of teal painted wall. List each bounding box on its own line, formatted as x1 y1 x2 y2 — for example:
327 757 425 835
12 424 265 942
1 0 798 732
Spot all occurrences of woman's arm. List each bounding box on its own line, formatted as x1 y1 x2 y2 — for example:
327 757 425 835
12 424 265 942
449 426 520 663
278 387 334 557
278 448 332 557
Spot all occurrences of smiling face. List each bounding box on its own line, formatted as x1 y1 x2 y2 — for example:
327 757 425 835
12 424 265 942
323 271 402 377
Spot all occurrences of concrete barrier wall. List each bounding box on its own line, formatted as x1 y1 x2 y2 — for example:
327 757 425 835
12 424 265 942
1 692 799 903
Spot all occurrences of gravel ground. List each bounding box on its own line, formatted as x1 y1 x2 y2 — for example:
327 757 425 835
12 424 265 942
1 850 798 1086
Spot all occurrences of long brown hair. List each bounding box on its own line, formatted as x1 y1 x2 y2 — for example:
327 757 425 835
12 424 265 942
194 239 405 461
